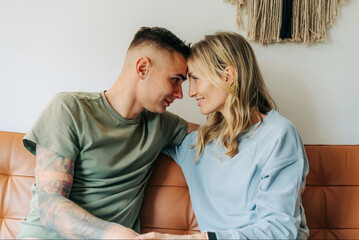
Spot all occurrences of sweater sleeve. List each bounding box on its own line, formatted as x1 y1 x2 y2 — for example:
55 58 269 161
161 132 197 167
214 126 309 239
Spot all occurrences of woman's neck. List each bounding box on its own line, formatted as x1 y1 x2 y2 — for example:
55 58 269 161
251 109 267 125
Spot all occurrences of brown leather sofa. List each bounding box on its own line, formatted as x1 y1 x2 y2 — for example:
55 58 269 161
1 131 358 239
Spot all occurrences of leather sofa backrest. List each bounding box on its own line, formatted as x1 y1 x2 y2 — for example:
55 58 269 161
303 145 359 239
139 154 199 234
0 132 35 238
1 131 359 239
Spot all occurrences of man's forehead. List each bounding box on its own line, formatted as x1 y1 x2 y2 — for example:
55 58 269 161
171 62 188 79
150 48 187 77
167 52 187 71
162 50 186 64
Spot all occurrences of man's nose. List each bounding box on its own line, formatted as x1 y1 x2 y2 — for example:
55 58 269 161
173 85 183 99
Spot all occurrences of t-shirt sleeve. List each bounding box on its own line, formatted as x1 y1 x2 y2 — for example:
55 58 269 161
213 124 309 239
160 111 188 148
23 93 81 161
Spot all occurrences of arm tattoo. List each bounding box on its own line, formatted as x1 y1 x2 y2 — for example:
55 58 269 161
37 146 74 175
36 145 112 239
39 196 110 239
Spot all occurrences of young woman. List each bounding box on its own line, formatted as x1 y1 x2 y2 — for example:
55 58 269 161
138 32 309 240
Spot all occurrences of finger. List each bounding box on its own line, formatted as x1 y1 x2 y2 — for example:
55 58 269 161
137 233 153 239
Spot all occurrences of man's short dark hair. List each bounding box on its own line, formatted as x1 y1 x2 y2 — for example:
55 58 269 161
129 26 190 59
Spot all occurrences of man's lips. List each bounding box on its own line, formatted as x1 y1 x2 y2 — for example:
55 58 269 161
164 99 173 107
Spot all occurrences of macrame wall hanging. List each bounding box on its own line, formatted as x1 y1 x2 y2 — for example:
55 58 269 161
223 0 346 44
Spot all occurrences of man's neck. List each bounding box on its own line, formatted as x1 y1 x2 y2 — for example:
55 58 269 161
105 79 144 119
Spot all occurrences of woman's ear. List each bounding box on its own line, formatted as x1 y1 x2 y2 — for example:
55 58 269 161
224 66 236 86
136 57 151 80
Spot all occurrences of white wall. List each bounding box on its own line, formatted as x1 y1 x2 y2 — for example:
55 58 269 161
1 0 358 144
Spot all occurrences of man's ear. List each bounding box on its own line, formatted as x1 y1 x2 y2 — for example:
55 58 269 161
136 57 151 80
223 66 236 86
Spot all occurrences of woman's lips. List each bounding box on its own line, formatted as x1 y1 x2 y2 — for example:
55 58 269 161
196 98 204 106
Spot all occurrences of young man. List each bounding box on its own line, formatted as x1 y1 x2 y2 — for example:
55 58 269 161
17 27 196 239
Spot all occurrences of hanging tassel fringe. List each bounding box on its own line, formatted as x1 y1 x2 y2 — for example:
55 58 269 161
223 0 246 28
223 0 345 44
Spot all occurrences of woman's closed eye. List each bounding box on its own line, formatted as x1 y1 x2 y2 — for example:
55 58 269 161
191 75 199 82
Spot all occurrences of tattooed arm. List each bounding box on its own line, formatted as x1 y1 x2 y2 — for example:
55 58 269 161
36 145 138 239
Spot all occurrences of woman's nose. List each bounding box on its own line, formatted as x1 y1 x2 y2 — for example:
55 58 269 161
188 82 196 98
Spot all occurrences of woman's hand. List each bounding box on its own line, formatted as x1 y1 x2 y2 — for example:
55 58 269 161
136 232 208 239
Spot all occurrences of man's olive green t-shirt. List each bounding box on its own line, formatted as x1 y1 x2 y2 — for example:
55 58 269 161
18 91 188 239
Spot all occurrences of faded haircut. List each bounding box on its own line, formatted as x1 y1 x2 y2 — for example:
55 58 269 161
128 26 190 59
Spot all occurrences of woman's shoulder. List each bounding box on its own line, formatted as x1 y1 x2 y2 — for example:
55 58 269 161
259 110 306 159
257 110 303 150
262 110 299 137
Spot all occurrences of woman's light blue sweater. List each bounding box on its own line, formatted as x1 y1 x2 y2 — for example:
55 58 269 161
163 110 309 239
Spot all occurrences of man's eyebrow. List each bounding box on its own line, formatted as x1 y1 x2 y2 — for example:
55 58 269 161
175 74 187 81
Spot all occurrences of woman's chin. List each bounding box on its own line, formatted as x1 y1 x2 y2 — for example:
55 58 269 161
199 108 211 115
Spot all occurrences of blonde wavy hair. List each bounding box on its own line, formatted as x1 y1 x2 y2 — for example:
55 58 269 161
189 32 276 160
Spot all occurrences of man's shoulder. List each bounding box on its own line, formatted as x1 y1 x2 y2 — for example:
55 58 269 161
55 91 102 102
50 91 102 108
